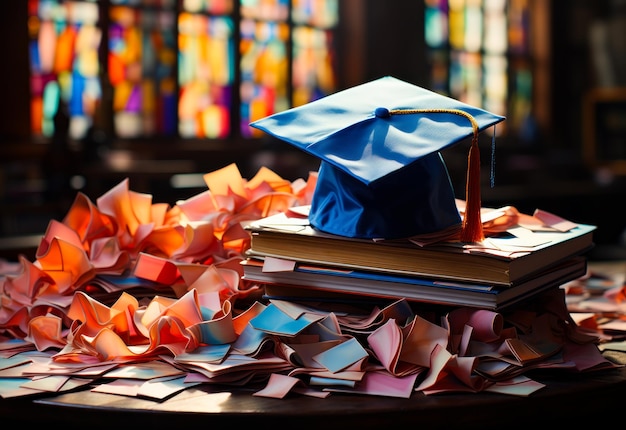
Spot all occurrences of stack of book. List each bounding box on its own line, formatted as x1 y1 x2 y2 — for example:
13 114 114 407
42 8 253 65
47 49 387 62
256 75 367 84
241 207 596 311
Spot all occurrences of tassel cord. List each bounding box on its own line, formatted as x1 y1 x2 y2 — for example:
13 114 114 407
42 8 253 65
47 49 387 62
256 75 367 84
389 108 484 242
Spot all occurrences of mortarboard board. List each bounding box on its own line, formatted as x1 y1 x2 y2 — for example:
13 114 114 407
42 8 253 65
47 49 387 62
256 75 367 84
250 76 505 242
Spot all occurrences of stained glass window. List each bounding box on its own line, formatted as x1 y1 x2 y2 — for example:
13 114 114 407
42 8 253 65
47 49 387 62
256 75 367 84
239 0 290 138
291 0 338 108
178 1 235 138
424 0 532 136
28 0 102 140
109 2 178 137
27 0 339 141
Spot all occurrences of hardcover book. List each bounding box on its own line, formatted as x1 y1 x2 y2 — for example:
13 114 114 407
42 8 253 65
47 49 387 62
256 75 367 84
244 211 596 286
242 256 587 310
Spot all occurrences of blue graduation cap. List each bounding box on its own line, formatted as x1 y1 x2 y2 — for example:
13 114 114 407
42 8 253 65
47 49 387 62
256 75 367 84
250 76 505 242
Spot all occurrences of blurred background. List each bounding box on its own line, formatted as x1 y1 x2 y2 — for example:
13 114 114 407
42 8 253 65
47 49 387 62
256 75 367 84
1 0 625 259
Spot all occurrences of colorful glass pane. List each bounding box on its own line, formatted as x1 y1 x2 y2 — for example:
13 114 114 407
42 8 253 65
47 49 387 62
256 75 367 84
240 0 289 21
178 12 234 139
424 0 448 48
109 4 177 138
508 0 529 54
292 0 338 28
424 0 523 134
240 17 289 137
181 0 234 14
291 0 338 108
28 0 101 139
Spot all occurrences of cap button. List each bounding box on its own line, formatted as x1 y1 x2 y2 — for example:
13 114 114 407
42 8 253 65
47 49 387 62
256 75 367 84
374 107 390 118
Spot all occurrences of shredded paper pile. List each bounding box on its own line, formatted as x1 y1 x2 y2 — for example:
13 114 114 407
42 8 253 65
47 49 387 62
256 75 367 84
0 163 620 400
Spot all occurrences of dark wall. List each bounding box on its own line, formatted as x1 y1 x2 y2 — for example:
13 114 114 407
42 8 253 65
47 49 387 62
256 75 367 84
0 2 30 141
362 1 427 85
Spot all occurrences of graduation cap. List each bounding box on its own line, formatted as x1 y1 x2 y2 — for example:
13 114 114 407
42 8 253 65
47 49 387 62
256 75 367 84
250 76 505 242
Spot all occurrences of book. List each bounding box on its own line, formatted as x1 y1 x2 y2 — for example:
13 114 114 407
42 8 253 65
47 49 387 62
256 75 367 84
242 256 588 311
244 211 596 286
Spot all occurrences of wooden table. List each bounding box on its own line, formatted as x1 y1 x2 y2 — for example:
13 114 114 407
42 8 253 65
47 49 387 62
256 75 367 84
1 354 626 430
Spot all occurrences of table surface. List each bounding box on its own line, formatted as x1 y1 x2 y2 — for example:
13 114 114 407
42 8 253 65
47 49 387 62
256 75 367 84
2 246 626 429
1 352 626 430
